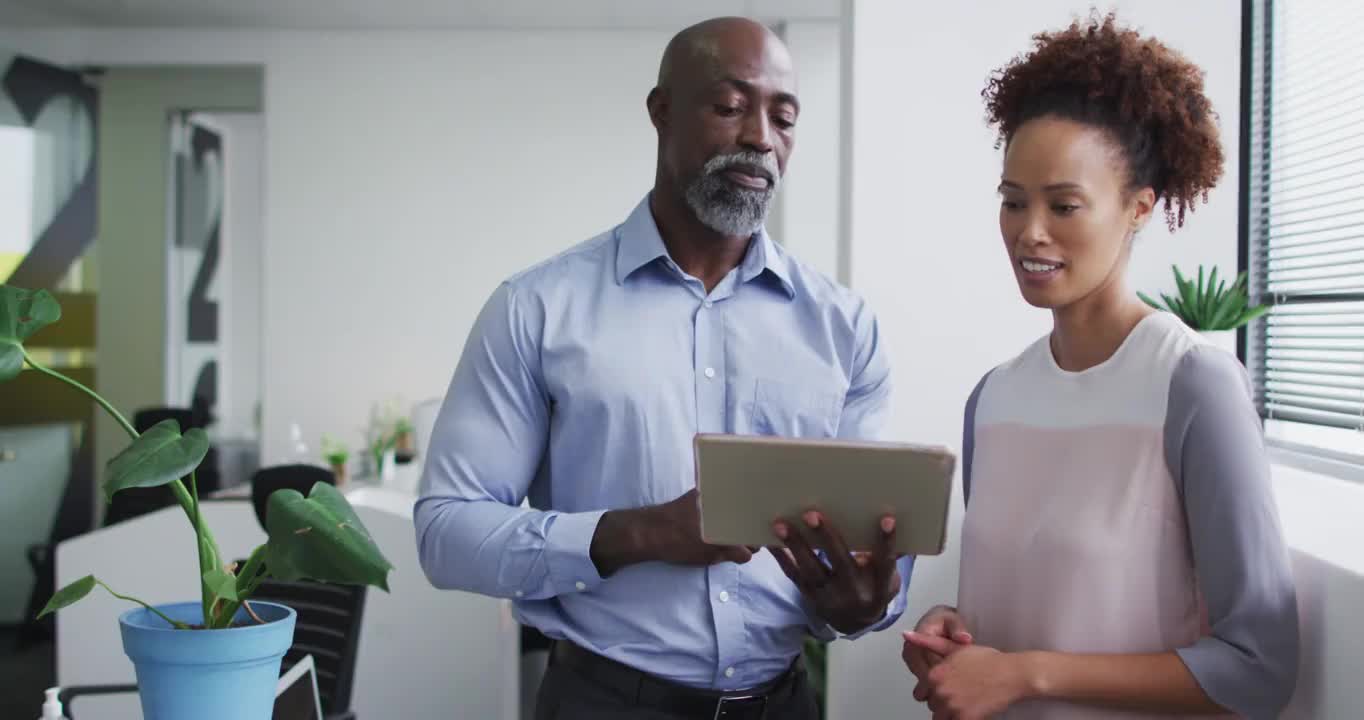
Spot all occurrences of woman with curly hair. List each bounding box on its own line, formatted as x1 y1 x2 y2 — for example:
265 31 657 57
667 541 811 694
900 14 1299 720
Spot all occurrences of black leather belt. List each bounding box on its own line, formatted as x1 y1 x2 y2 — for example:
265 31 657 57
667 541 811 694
549 640 802 719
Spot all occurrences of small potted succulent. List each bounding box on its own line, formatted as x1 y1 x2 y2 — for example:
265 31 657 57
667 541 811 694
1138 264 1269 355
392 416 415 459
321 434 351 486
2 285 392 720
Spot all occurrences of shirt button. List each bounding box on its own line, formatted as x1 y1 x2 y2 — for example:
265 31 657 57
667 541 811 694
704 300 713 308
575 581 586 591
704 367 716 379
719 591 730 603
725 667 735 678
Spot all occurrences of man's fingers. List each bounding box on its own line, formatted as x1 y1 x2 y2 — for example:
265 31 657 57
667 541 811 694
804 510 856 576
913 679 932 702
775 519 830 586
770 546 804 586
873 514 897 597
903 630 957 657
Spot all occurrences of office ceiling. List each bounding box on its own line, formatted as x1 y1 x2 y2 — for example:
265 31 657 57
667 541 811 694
0 0 842 29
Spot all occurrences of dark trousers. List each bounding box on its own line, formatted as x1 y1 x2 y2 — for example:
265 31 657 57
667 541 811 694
534 642 819 720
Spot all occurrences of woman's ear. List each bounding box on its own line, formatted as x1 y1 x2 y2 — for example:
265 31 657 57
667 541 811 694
1129 186 1157 235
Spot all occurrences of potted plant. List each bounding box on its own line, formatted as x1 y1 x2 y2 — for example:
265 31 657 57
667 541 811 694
321 434 350 486
366 428 394 482
392 416 415 459
1 285 392 720
1138 264 1269 355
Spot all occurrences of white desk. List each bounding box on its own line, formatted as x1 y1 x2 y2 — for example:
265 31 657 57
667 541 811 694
56 486 518 720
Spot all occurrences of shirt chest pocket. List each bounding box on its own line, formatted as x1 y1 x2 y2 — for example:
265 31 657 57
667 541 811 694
746 378 844 439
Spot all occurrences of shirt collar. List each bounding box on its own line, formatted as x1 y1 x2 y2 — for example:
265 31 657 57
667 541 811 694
614 194 795 299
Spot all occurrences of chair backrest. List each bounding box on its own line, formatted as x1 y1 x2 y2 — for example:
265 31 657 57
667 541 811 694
249 464 336 531
249 578 367 716
133 407 198 434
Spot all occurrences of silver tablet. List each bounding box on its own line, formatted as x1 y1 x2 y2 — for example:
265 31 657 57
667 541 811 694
694 434 956 556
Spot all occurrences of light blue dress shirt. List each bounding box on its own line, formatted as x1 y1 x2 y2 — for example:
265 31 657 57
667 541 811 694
415 195 912 690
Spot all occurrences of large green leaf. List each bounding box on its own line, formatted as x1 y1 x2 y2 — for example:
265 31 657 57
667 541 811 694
0 285 62 382
38 575 96 618
104 420 210 503
265 482 392 591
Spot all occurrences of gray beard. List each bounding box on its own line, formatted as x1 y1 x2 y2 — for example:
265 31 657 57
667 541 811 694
682 154 779 237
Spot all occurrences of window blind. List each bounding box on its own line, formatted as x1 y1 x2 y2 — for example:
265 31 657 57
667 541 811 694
1246 0 1364 431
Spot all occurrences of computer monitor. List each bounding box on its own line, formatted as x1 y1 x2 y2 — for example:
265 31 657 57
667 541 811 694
274 655 323 720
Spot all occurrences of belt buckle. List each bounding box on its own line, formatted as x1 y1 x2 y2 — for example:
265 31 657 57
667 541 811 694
713 693 767 719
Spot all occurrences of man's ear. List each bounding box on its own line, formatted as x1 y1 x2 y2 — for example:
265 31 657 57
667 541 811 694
647 86 669 133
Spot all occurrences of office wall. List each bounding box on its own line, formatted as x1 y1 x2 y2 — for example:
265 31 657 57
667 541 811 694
835 2 1240 718
775 19 841 279
258 30 663 463
0 24 845 469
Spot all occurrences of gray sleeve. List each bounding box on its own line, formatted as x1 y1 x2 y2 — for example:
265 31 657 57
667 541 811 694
961 370 992 507
1165 346 1299 718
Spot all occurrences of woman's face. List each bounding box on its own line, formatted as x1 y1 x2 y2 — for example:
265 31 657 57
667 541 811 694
998 115 1155 312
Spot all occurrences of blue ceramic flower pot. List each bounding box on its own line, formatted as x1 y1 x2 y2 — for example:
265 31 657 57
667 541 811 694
119 601 297 720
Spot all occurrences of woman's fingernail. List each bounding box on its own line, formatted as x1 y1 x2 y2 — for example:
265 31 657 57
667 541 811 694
803 510 821 528
881 516 896 533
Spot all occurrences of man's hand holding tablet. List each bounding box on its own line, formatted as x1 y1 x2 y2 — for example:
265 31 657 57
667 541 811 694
693 434 957 633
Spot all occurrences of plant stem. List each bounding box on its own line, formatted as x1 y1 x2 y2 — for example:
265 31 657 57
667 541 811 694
22 348 225 622
22 348 137 436
96 579 191 630
213 544 268 628
242 600 265 625
189 470 213 624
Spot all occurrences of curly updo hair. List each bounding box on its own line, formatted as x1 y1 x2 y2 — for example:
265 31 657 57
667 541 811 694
983 12 1224 231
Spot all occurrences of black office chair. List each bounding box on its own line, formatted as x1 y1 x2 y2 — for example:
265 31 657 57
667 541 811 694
253 576 367 718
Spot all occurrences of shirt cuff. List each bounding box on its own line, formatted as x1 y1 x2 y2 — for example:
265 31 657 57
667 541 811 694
544 509 607 596
818 555 915 641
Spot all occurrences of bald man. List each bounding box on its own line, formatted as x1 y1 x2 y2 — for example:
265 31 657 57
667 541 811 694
416 17 912 719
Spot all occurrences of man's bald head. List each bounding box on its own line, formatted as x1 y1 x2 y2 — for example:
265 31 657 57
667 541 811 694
647 17 799 240
657 17 789 91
